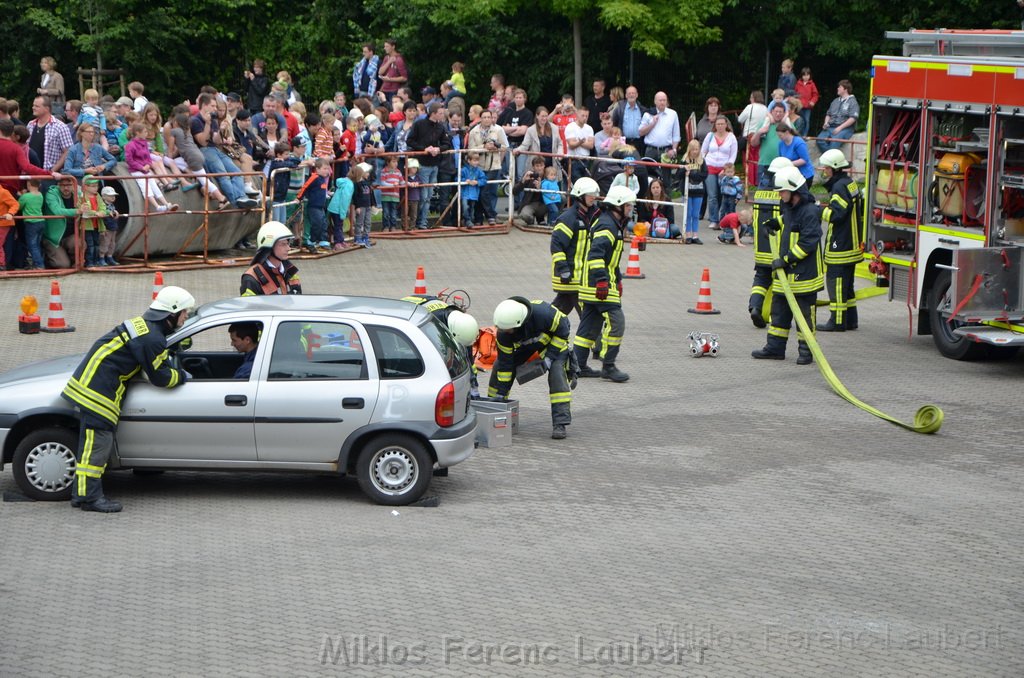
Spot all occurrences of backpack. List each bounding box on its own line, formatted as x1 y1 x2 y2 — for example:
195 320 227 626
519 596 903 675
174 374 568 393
473 326 499 371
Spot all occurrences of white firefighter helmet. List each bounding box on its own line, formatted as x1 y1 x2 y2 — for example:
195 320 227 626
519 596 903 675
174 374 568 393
256 221 293 249
774 165 806 192
446 310 479 347
818 148 850 170
603 184 637 207
767 156 794 174
570 176 600 198
149 286 195 315
493 299 529 330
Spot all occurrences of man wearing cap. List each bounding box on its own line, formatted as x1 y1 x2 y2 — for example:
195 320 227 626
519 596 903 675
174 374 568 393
421 86 438 110
353 42 380 99
405 101 452 229
115 96 134 122
61 286 194 512
41 176 81 268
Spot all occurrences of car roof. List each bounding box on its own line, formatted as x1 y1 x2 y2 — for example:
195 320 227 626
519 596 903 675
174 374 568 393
193 295 426 323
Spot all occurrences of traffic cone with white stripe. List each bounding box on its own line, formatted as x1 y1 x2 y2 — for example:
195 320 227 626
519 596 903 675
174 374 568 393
687 268 720 315
623 238 645 279
413 266 427 294
40 280 76 332
152 271 164 301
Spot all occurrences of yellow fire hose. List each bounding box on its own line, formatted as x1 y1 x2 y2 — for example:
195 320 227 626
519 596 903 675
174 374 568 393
770 247 944 434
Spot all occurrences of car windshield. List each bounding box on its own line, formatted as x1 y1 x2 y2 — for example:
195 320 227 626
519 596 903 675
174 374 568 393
421 315 469 379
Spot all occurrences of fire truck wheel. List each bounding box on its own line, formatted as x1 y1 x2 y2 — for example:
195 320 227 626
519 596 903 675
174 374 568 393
927 270 989 361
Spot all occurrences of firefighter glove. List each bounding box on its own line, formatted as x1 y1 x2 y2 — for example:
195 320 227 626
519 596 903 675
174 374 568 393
595 281 609 300
559 271 572 283
761 217 779 235
771 258 787 270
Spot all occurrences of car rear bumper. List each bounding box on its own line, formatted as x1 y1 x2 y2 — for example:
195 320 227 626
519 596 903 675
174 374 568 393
430 413 477 467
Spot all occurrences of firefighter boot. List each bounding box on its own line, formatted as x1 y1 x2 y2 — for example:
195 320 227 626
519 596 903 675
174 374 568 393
751 335 786 360
80 496 123 513
846 307 858 331
796 341 814 365
574 346 601 378
601 363 630 382
816 315 845 332
551 424 567 440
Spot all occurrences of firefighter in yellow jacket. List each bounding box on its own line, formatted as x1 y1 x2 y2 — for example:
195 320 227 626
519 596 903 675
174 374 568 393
751 167 824 365
550 177 601 317
748 156 793 328
60 286 194 512
571 184 634 383
816 149 864 331
240 221 302 296
489 297 574 439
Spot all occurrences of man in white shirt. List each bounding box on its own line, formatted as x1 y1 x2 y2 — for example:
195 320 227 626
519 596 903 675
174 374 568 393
564 106 595 180
638 91 680 161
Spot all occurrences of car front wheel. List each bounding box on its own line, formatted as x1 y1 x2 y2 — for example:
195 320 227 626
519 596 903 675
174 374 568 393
13 427 78 501
356 434 432 506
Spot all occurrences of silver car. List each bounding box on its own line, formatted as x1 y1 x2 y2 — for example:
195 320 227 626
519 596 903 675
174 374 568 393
0 296 477 506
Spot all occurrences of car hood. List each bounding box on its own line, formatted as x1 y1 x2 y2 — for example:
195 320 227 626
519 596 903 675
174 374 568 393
0 354 83 387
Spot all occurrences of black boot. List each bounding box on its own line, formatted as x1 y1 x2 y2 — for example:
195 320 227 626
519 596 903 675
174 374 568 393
816 316 845 332
574 347 601 377
751 347 785 360
796 342 813 365
79 496 123 513
551 424 567 439
601 364 630 382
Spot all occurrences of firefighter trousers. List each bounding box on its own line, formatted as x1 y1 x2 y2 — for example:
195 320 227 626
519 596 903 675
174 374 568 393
749 265 774 322
765 292 816 356
573 303 625 366
825 262 857 328
487 346 571 425
74 412 117 504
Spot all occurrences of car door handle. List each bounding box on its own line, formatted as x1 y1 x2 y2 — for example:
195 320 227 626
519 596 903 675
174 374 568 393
342 398 364 409
225 395 248 406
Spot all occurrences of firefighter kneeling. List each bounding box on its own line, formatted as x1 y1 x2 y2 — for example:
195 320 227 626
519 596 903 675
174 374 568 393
489 298 576 440
751 166 824 365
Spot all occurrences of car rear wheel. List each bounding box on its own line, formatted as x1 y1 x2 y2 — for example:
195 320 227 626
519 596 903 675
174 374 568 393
356 434 432 506
13 427 78 501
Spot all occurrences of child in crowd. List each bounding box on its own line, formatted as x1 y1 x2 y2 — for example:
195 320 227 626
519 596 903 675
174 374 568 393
78 178 107 267
79 89 109 147
540 165 562 226
767 88 789 115
328 167 355 249
403 158 421 230
719 164 744 216
460 152 487 227
104 109 126 157
125 122 178 213
0 182 19 271
778 59 796 96
378 155 403 231
610 157 640 195
716 209 754 246
600 126 623 155
339 116 360 176
99 186 120 266
450 62 467 95
795 67 819 134
297 158 331 251
681 139 707 244
352 162 375 247
17 179 46 269
266 142 302 224
638 178 681 239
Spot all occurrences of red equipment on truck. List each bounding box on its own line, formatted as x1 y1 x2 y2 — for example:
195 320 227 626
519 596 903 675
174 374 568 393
865 29 1024 360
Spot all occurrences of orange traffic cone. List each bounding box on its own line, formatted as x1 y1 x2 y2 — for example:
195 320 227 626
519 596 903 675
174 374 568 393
413 266 427 294
687 268 720 315
623 238 645 279
40 280 76 332
152 271 164 300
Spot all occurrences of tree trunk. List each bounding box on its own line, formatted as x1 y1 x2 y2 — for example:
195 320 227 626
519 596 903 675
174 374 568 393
573 17 583 106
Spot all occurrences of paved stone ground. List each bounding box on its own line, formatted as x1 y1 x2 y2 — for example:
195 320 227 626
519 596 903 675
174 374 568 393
1 228 1022 676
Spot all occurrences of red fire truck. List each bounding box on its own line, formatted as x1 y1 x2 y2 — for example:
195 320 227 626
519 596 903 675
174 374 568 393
865 29 1024 359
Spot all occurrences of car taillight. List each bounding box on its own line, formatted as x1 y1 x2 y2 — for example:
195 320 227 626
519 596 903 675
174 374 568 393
435 382 455 427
